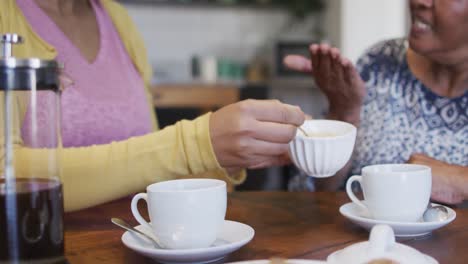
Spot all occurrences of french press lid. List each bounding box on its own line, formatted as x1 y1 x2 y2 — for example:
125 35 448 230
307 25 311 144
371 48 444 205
0 33 60 91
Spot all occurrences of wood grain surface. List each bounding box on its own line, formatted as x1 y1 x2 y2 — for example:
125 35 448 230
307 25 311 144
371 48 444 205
64 192 468 263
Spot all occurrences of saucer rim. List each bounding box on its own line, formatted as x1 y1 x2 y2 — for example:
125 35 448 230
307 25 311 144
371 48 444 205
226 259 326 264
121 220 255 256
339 202 456 226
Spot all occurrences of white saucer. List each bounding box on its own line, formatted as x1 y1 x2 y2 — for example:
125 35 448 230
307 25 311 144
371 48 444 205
227 260 325 264
339 202 456 238
121 220 254 264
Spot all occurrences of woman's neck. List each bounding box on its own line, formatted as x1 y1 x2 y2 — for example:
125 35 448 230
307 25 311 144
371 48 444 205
408 48 468 98
34 0 90 15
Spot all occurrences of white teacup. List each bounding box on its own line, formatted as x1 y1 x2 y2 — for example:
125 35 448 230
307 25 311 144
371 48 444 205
346 164 432 222
131 179 227 249
289 120 357 177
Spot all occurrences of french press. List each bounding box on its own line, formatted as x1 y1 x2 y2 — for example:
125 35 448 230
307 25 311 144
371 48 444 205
0 34 66 264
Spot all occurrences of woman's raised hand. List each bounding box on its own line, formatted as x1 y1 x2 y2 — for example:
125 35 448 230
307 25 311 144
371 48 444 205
284 44 366 124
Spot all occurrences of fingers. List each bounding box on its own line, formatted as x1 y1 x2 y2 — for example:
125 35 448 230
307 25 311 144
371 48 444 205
315 44 347 81
317 44 332 79
341 57 351 67
240 99 305 126
331 47 346 81
308 44 364 102
229 138 291 169
248 154 290 170
310 44 320 75
431 191 464 205
251 121 297 143
342 57 358 84
330 47 341 60
251 140 289 156
283 55 313 72
310 44 348 68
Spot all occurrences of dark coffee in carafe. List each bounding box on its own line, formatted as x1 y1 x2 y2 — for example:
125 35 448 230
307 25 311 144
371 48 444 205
0 178 65 264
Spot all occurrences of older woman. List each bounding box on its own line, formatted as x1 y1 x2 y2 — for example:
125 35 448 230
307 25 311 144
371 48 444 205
285 0 468 204
0 0 305 211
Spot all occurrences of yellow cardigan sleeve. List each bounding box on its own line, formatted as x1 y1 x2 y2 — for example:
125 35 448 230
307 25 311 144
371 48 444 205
13 113 245 212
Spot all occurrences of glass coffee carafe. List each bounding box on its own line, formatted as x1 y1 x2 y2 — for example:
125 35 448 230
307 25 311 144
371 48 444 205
0 34 66 264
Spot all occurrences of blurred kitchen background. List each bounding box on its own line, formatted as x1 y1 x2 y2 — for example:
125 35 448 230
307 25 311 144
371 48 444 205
119 0 408 190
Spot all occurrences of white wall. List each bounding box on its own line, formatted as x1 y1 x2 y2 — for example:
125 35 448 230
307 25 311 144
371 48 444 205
328 0 407 63
124 5 292 82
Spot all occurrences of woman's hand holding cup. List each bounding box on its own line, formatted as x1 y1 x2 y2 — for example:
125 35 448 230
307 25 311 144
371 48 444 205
210 99 306 174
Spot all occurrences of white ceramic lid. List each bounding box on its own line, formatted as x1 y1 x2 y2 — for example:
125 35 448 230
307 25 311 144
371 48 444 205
327 225 438 264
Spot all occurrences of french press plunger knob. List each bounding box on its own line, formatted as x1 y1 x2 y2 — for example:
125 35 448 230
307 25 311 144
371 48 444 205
1 33 23 58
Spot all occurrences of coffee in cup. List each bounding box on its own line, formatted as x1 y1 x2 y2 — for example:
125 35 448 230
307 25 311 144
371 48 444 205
346 164 431 222
131 179 227 249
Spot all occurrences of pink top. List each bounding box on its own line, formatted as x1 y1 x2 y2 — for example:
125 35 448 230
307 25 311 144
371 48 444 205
17 0 153 147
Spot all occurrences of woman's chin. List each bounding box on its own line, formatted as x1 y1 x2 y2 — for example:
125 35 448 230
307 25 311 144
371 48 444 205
408 35 432 54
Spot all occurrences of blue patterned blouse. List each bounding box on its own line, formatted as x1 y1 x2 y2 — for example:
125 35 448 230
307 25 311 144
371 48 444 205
289 38 468 191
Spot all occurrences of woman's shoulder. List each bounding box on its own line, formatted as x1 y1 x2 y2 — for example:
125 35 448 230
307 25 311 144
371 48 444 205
366 38 407 56
358 38 407 68
100 0 143 39
0 0 14 13
357 38 408 82
101 0 134 23
101 0 153 85
0 1 21 31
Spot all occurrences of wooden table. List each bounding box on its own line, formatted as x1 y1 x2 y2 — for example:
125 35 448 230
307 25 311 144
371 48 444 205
65 192 468 263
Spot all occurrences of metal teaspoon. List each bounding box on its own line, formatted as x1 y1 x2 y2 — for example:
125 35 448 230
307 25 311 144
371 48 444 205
111 218 162 248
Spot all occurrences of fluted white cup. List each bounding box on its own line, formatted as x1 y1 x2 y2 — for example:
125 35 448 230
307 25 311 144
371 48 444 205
288 120 357 178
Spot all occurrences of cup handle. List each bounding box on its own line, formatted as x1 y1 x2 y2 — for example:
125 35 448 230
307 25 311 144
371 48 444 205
346 175 367 210
131 193 152 231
